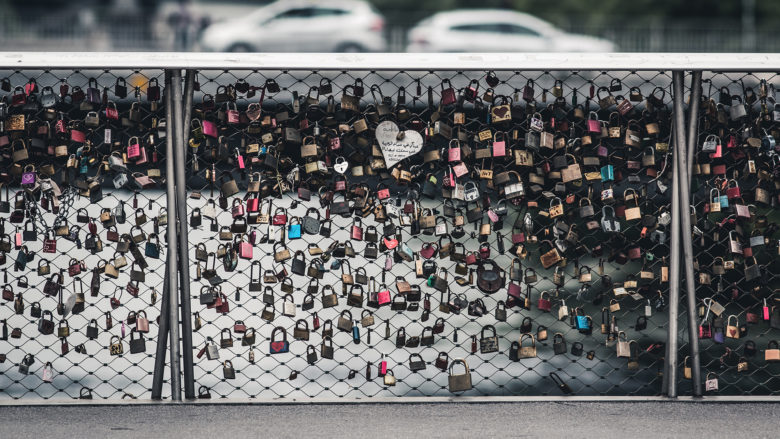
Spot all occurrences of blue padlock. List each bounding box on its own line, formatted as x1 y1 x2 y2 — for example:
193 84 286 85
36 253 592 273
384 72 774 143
600 164 614 181
145 235 160 259
352 322 360 344
287 217 302 240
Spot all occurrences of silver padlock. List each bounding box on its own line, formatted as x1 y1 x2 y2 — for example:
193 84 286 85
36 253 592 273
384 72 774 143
113 173 128 189
283 295 296 317
657 211 671 226
600 206 620 233
202 200 217 219
435 217 448 236
452 183 465 200
529 112 544 132
729 96 747 120
463 181 480 202
650 227 667 244
701 134 719 152
645 300 652 317
206 340 220 360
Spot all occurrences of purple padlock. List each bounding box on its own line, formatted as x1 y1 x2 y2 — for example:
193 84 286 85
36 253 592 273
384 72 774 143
21 169 36 186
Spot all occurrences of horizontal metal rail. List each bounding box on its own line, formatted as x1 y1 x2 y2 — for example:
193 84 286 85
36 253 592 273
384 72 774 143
2 52 780 71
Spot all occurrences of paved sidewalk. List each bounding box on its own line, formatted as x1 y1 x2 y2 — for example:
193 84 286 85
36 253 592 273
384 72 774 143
0 401 776 438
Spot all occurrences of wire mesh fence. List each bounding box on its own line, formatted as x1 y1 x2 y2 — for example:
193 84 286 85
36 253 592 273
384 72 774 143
183 68 678 398
683 71 780 396
0 69 170 400
1 56 777 400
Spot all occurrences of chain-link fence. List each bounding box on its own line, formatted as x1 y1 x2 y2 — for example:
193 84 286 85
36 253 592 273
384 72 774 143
682 72 780 396
1 54 777 400
183 68 678 398
0 69 170 400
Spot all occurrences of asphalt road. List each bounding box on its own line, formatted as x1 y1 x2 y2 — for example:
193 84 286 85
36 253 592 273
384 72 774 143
0 401 777 438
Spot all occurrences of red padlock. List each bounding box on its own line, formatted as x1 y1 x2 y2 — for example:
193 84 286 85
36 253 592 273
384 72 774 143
246 196 259 212
351 218 363 241
538 292 552 312
377 287 391 306
479 242 491 259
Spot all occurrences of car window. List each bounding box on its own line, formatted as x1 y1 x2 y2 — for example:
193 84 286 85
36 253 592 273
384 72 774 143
310 8 348 17
450 23 504 33
501 24 542 37
273 8 313 20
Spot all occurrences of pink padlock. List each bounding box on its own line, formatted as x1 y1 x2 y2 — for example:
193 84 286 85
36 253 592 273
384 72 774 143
55 119 67 134
231 199 245 218
227 103 239 124
202 120 217 138
448 145 461 162
492 132 506 157
134 145 148 165
239 239 253 259
376 184 390 200
763 299 770 321
127 137 141 159
70 129 85 143
587 112 601 133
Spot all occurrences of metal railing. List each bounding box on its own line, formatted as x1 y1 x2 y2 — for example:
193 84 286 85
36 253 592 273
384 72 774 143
0 53 778 401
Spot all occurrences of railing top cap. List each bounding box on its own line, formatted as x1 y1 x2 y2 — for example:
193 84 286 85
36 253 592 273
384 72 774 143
1 52 779 71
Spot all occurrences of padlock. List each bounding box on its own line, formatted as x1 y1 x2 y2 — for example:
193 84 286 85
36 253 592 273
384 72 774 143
447 359 473 392
269 327 289 354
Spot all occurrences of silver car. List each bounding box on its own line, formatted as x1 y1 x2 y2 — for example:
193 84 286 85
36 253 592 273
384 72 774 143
199 0 387 52
407 9 615 53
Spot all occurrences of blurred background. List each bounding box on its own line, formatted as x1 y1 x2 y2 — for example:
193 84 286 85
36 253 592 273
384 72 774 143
1 0 778 53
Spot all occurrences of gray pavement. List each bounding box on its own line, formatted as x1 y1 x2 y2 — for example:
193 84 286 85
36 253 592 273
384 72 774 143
0 401 777 438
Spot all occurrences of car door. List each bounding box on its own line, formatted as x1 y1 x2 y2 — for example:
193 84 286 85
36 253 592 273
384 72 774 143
256 7 315 52
302 7 351 52
446 23 506 52
498 23 552 52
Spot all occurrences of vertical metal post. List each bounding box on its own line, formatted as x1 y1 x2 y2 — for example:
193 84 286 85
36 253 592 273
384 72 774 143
152 71 177 401
175 69 196 399
667 70 686 398
150 257 170 400
165 69 182 401
681 71 703 396
686 71 702 187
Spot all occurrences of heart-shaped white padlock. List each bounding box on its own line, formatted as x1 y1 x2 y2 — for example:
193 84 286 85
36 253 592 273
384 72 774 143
375 121 423 169
333 156 349 174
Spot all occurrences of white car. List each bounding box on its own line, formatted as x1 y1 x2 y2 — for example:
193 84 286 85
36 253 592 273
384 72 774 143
407 9 615 53
199 0 387 52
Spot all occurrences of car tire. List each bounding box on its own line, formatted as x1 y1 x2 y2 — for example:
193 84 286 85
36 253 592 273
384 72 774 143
227 43 255 53
335 43 366 53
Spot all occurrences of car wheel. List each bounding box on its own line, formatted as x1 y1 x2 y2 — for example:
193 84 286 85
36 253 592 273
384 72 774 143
228 43 255 53
335 43 365 53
